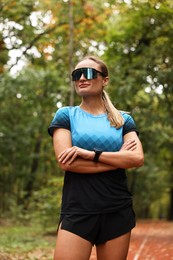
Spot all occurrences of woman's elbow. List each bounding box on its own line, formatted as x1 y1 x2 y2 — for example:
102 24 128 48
56 160 69 171
54 152 65 170
58 161 75 172
136 153 144 167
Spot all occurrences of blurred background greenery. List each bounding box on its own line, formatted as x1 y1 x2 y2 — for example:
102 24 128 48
0 0 173 231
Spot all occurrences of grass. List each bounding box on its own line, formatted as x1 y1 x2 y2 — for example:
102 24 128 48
0 219 56 260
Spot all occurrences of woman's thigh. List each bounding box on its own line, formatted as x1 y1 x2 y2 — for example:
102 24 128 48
54 227 93 260
96 231 131 260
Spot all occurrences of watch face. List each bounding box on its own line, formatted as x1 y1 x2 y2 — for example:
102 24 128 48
94 148 102 152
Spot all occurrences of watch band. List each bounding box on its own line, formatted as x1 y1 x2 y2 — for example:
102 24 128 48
93 148 102 162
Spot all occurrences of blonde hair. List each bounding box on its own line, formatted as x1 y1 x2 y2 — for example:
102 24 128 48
80 56 124 128
102 90 124 128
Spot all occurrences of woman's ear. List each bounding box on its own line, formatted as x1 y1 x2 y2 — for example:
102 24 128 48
103 76 109 87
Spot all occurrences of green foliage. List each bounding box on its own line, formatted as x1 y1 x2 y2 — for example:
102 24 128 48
0 220 55 259
0 68 63 217
104 0 173 218
29 177 63 228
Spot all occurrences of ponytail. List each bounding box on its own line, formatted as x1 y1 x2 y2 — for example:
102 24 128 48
102 90 124 128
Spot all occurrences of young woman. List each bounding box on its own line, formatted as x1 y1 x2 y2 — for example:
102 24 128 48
48 56 144 260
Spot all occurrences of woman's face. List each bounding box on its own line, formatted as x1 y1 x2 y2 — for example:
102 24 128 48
73 59 109 97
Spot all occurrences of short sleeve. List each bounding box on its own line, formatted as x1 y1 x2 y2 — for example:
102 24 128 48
122 113 139 136
48 107 70 137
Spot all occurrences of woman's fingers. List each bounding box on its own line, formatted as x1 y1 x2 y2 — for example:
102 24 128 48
127 139 137 150
58 146 94 164
68 151 78 164
121 139 137 151
59 146 83 164
59 147 76 163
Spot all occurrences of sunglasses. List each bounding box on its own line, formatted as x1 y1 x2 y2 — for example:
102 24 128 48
71 67 106 81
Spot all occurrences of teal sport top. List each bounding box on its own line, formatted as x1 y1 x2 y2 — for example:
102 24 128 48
48 106 138 214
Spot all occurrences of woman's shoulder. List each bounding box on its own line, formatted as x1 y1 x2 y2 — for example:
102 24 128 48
120 111 138 135
120 111 133 121
57 106 78 112
56 106 70 113
48 107 71 136
53 106 81 120
55 106 74 114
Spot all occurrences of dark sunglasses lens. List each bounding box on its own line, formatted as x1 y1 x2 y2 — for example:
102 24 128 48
72 70 81 81
72 68 97 81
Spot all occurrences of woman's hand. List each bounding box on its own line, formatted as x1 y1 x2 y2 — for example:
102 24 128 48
59 139 137 165
120 139 137 151
58 146 94 165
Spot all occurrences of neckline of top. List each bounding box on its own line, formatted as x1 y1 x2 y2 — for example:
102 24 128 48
77 106 107 117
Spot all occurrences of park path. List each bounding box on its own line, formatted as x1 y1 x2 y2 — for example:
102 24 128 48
89 220 173 260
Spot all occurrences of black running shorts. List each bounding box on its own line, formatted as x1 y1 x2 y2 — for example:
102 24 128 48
59 207 136 245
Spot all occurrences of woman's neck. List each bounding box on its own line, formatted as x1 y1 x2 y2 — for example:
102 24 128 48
80 98 105 115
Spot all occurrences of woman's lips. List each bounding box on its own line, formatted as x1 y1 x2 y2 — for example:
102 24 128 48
79 83 90 88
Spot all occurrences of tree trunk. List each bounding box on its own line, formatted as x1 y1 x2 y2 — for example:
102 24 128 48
23 137 41 207
69 0 74 106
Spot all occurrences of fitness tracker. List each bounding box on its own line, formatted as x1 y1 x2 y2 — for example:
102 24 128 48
93 148 102 162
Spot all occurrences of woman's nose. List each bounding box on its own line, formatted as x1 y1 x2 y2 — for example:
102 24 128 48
79 73 86 80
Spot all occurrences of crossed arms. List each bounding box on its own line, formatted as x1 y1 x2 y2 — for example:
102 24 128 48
53 128 144 174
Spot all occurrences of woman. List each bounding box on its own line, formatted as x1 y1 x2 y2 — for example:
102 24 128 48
48 56 144 260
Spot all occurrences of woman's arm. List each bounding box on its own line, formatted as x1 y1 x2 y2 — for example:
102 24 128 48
98 131 144 169
53 128 116 173
53 128 142 173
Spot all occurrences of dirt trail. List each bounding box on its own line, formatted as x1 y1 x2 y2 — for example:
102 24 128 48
0 220 172 259
89 220 173 260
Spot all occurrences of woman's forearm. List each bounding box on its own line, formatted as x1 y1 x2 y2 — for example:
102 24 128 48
58 145 144 173
98 150 144 169
58 157 116 174
97 136 144 169
54 130 144 173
